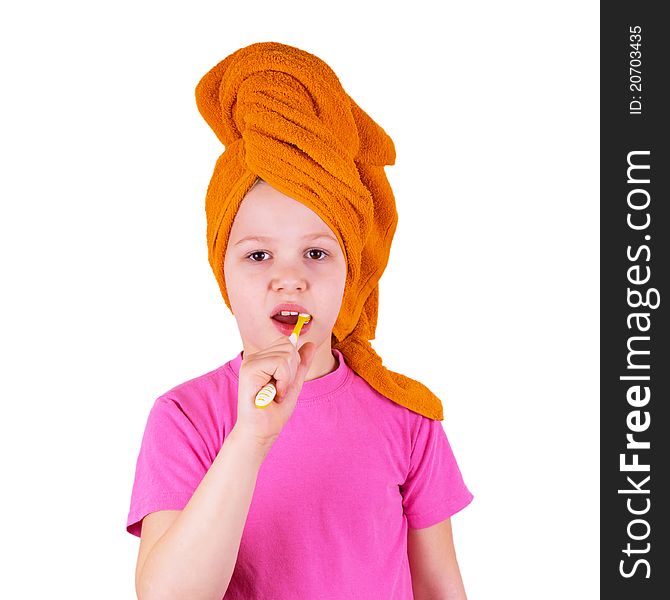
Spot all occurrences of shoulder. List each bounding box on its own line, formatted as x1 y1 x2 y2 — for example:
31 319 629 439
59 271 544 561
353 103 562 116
348 370 410 414
162 360 232 400
346 370 425 445
348 369 435 423
147 358 239 443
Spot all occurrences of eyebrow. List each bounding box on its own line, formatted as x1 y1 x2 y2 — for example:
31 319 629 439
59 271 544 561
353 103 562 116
233 233 338 246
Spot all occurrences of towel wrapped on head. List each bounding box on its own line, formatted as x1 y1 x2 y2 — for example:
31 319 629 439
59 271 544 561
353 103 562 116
195 41 444 420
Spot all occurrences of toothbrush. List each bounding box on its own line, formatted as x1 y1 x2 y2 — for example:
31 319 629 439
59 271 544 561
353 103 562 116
254 313 311 408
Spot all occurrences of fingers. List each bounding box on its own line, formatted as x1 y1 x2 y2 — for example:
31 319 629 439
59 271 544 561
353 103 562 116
246 337 317 405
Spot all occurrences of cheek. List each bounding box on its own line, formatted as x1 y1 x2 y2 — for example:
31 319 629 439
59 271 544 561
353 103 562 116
318 267 346 313
223 262 258 306
332 262 347 297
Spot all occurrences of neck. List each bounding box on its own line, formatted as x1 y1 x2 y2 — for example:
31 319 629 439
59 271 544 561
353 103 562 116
305 343 338 381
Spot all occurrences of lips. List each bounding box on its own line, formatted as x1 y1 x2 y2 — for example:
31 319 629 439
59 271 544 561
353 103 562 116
269 302 313 337
269 302 312 319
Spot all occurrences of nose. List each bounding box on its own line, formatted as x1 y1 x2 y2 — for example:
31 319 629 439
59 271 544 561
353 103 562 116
271 261 307 292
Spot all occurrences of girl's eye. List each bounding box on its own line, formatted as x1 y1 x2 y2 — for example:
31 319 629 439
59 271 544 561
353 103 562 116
307 248 328 260
247 251 269 262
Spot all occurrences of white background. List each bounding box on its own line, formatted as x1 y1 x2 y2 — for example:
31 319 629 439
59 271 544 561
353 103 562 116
0 1 599 598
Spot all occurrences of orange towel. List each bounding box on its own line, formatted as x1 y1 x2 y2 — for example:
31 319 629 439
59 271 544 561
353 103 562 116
195 42 444 421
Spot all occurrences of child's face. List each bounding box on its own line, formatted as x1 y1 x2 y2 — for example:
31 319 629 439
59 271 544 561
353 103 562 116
224 181 347 355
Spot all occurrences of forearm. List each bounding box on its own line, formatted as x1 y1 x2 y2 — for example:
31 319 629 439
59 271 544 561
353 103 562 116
137 426 269 600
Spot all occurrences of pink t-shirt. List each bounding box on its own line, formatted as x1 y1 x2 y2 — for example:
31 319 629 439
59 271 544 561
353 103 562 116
127 348 473 599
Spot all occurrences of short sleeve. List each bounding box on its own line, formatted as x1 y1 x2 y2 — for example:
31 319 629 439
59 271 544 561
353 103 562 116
400 417 474 529
126 396 213 538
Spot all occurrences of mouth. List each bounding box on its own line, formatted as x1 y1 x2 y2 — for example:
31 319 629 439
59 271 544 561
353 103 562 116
270 304 313 335
269 303 312 322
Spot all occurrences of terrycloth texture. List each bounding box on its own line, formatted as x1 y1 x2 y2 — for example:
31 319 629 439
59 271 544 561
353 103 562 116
195 41 444 420
126 349 473 597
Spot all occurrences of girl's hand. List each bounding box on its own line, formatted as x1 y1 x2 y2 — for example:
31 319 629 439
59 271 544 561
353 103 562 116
234 336 317 450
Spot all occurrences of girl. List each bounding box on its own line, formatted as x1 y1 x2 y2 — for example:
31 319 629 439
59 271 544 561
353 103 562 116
127 41 473 599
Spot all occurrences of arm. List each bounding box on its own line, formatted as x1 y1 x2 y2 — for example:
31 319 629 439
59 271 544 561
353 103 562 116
136 426 270 600
407 518 467 600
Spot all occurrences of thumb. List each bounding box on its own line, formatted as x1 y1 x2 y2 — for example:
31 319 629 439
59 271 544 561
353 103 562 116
298 342 316 371
295 342 317 382
277 342 317 403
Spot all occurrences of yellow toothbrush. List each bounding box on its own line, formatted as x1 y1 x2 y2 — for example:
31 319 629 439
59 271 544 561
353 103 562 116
254 313 311 408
